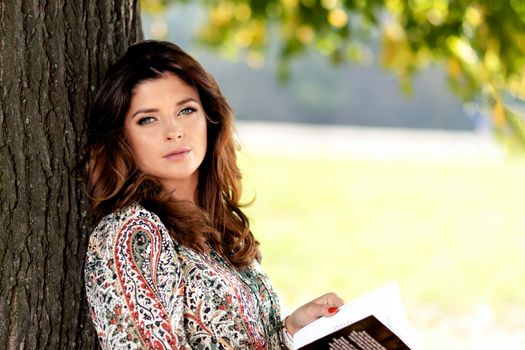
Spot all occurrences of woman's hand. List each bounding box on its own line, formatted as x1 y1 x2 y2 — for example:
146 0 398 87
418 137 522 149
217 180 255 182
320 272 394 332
284 292 344 335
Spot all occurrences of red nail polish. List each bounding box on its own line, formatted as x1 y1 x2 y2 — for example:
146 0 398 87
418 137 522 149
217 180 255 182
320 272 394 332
328 307 337 313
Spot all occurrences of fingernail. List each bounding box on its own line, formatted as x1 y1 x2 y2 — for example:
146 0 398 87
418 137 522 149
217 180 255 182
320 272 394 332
328 307 338 313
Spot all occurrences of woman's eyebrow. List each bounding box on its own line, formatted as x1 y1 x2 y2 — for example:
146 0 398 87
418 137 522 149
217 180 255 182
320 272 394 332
176 97 198 106
130 108 158 119
130 97 198 119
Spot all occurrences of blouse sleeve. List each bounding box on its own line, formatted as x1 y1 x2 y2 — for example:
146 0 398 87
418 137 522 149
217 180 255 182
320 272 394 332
84 212 189 349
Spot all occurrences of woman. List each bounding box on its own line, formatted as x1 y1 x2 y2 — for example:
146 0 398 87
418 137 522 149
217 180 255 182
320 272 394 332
83 40 343 349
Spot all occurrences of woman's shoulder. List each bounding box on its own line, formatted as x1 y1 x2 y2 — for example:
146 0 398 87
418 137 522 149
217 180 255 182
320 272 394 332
87 202 172 256
93 202 163 234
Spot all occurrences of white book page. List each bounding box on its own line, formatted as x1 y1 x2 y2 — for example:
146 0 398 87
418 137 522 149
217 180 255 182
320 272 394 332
293 282 416 349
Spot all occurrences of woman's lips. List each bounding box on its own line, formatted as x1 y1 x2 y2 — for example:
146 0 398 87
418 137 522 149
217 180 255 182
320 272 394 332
164 148 191 160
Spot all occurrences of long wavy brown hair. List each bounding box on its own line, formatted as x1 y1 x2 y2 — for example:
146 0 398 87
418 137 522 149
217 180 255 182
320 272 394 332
83 40 258 267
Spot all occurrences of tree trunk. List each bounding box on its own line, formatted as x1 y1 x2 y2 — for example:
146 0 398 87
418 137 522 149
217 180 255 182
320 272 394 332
0 1 142 348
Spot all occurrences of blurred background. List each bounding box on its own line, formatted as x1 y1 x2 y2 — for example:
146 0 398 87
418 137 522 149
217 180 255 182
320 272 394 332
142 1 525 349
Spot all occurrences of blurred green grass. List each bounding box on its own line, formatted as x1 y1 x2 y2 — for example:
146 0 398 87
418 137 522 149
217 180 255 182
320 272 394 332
238 151 525 314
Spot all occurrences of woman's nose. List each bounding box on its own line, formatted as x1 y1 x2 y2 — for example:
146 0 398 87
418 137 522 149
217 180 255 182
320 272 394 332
165 123 183 140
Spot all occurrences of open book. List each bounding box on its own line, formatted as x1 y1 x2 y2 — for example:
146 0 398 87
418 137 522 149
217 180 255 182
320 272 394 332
293 282 416 350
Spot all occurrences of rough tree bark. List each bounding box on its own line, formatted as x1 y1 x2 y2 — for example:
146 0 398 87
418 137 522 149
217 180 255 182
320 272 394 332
0 1 142 348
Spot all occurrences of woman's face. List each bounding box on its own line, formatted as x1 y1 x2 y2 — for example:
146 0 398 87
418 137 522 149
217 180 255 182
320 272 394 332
124 72 207 202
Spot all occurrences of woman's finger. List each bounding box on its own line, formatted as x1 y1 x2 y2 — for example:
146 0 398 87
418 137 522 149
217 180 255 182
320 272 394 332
312 292 345 308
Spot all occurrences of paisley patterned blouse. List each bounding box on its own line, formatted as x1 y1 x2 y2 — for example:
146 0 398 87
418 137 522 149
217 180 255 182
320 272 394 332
84 202 289 349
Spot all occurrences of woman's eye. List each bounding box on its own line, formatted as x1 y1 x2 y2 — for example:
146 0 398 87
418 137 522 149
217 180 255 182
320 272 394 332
179 107 196 116
137 116 156 125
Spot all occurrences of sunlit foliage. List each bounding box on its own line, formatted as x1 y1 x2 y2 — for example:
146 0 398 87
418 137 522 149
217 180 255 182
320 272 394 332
142 0 525 149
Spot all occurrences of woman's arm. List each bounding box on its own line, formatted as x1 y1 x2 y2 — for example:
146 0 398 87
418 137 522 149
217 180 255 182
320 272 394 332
85 213 188 349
